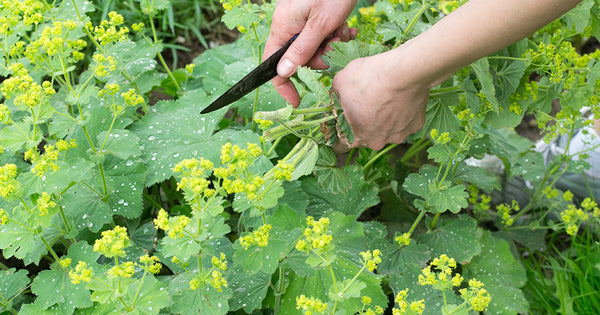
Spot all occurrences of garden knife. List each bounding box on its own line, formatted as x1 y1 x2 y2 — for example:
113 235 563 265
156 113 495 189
200 34 298 114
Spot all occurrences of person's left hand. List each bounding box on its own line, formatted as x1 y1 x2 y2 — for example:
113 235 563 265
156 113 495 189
332 49 430 150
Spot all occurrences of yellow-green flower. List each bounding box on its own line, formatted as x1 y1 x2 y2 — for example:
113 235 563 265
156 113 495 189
93 226 130 258
69 261 94 284
296 294 328 314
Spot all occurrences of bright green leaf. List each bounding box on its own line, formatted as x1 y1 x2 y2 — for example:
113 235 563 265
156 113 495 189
417 215 483 264
462 231 528 314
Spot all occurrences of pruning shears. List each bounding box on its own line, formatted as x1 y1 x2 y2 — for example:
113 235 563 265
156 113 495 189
200 34 298 114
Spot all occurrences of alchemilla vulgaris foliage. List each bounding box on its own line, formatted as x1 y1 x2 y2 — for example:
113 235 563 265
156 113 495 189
0 0 600 314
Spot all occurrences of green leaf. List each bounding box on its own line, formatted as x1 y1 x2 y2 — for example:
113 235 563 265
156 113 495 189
96 130 141 160
233 237 287 275
297 67 330 103
29 242 98 313
314 147 353 194
169 276 231 315
61 183 112 233
454 162 501 192
471 58 499 112
103 156 146 219
417 215 483 264
221 6 261 30
376 242 431 276
0 269 30 312
423 95 460 135
0 220 47 264
228 267 271 313
0 122 41 151
492 59 528 100
562 0 594 33
31 269 92 313
131 89 259 185
325 40 387 72
328 279 366 302
53 0 95 20
127 277 171 314
512 150 546 183
462 231 528 314
403 165 468 214
301 166 379 218
159 214 230 262
128 221 157 251
139 0 170 15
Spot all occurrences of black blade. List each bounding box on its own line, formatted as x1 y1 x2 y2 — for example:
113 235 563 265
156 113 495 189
200 34 298 114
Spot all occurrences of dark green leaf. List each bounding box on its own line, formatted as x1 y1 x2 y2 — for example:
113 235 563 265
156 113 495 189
417 215 483 264
228 266 271 313
471 58 499 112
0 269 30 312
462 231 528 314
301 166 379 218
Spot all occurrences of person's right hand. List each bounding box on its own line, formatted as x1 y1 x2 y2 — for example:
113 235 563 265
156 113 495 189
264 0 358 107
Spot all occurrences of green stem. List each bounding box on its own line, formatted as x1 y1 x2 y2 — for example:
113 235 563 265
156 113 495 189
40 236 61 263
408 210 426 235
147 8 182 94
362 144 398 173
430 212 441 229
273 266 285 313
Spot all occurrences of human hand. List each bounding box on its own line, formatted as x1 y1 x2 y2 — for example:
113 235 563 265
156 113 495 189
264 0 357 106
332 49 431 150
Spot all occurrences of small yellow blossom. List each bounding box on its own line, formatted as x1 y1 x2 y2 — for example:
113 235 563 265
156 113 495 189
69 261 94 284
296 295 328 314
93 226 130 258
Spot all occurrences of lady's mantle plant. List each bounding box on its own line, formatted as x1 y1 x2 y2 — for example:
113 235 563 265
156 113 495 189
0 0 600 314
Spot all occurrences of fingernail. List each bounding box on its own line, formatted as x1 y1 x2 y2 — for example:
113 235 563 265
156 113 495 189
278 59 296 77
342 26 349 38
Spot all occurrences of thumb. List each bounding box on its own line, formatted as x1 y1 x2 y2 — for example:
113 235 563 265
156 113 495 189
277 30 330 78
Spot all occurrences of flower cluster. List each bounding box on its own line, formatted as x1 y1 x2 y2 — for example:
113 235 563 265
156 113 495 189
418 254 491 312
24 20 87 63
496 200 520 227
239 224 272 250
467 185 492 216
0 163 21 200
153 208 191 239
220 0 242 11
24 139 77 177
360 296 384 315
459 279 492 312
88 11 130 46
108 261 135 278
295 216 333 253
189 253 228 292
0 63 54 109
395 232 411 247
69 261 94 284
139 255 162 274
296 295 328 315
173 157 215 202
418 254 463 290
273 160 294 181
92 53 118 78
392 289 425 315
429 129 451 144
93 226 130 258
0 208 9 225
36 192 56 216
561 203 591 236
360 250 383 272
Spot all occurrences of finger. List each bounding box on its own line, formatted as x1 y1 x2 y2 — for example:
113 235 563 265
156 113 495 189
271 76 301 107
